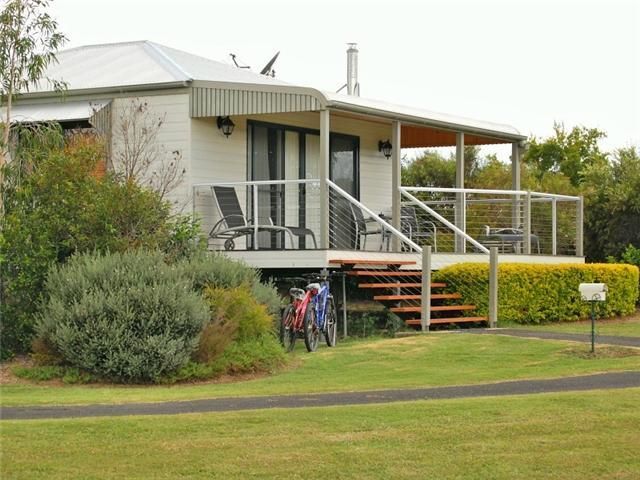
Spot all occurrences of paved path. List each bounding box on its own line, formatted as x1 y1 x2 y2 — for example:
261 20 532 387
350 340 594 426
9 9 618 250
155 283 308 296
466 329 640 348
2 371 639 421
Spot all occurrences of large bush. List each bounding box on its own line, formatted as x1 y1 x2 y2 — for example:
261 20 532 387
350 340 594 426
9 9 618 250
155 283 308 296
0 128 199 358
433 263 639 324
36 250 209 382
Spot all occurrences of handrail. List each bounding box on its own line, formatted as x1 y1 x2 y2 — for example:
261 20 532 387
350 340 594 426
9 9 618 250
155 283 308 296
400 188 490 254
193 179 319 188
327 179 422 252
402 185 580 201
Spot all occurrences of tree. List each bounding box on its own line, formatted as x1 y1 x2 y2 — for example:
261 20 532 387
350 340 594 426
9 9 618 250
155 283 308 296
111 98 185 201
582 146 640 260
523 122 608 186
0 0 66 207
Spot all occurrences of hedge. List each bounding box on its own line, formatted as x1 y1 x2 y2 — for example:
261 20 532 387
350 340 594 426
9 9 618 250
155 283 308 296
433 263 639 324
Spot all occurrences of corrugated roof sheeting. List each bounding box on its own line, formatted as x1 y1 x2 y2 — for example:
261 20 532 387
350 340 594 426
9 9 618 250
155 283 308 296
190 87 321 117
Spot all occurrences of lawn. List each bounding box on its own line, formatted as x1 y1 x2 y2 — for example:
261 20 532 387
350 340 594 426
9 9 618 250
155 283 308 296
3 333 640 407
508 310 640 337
2 389 639 479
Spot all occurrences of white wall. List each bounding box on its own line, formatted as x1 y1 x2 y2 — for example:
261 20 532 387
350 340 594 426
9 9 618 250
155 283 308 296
110 93 191 211
189 109 394 248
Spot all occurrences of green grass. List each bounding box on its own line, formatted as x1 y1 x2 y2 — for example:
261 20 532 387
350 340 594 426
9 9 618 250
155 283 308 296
508 312 640 337
2 389 639 479
3 333 640 407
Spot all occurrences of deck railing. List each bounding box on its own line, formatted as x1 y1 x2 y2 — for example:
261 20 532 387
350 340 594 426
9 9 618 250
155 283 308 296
399 186 583 256
192 180 583 257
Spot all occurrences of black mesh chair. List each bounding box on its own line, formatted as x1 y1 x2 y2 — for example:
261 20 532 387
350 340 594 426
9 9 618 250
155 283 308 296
350 203 389 250
209 186 316 250
400 206 437 252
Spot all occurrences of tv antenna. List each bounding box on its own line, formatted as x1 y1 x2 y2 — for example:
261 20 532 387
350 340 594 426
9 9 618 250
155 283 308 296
229 53 250 69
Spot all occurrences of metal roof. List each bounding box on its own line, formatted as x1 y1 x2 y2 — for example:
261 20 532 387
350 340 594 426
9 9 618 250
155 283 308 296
30 41 288 93
323 92 523 140
2 100 109 122
24 40 524 142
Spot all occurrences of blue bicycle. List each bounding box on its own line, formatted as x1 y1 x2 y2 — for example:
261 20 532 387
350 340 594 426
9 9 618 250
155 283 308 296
305 269 338 348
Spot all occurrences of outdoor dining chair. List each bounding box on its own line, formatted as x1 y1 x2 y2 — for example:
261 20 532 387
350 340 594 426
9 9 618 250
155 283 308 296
209 186 317 250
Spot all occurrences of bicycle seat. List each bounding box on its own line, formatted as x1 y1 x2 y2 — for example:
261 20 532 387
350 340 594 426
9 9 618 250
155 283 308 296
305 283 321 292
289 287 305 300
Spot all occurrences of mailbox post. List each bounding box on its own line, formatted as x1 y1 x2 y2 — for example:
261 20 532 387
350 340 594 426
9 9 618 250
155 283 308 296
579 283 607 353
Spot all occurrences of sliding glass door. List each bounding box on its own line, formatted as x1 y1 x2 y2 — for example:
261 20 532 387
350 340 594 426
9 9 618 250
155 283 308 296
249 121 359 250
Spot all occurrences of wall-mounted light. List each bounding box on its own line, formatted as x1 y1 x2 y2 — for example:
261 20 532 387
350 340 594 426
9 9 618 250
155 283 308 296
217 116 235 137
378 139 392 159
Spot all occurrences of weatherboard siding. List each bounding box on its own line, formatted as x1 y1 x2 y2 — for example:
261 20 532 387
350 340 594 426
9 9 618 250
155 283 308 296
189 110 393 246
110 93 191 211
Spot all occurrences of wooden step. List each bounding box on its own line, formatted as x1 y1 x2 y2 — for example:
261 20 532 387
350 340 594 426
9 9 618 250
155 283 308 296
390 305 477 313
373 293 462 301
347 270 422 277
329 259 417 266
358 282 446 289
405 316 488 326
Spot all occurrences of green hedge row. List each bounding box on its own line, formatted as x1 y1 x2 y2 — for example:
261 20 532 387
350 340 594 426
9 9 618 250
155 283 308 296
433 263 639 324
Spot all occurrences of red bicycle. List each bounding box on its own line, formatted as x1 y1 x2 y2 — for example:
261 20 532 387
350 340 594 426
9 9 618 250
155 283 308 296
280 281 320 352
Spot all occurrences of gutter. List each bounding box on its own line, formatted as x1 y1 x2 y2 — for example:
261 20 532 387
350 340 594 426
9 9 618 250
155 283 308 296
15 80 192 100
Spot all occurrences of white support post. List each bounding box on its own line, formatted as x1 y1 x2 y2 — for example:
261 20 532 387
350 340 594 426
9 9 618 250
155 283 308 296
319 110 330 249
512 142 521 229
551 198 557 256
391 121 402 252
421 246 432 332
253 184 259 250
576 196 584 257
489 247 498 328
455 132 466 253
523 191 532 255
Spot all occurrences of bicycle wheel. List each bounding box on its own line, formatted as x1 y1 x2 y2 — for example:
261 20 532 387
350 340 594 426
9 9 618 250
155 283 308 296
303 302 320 352
280 304 296 352
324 296 338 347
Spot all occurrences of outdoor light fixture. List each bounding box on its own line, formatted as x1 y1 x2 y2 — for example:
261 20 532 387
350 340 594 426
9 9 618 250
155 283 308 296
217 116 235 137
378 139 392 159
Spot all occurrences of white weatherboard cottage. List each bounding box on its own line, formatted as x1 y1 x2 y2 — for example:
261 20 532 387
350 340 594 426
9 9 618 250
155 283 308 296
7 41 584 272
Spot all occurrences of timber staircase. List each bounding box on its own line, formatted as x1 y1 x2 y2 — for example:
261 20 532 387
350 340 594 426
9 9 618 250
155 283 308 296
329 258 488 328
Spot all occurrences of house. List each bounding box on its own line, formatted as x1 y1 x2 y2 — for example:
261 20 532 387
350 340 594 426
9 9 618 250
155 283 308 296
5 41 584 326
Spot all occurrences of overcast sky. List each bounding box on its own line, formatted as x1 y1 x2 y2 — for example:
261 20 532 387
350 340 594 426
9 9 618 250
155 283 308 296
50 0 638 157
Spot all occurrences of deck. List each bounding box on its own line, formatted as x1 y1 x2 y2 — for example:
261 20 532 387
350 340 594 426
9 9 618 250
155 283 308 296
222 249 584 271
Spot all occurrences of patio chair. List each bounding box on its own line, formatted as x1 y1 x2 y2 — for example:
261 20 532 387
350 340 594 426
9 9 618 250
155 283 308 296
350 203 390 251
401 206 437 252
209 186 317 250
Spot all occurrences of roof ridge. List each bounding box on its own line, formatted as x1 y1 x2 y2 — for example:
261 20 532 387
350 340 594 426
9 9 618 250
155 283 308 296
143 41 192 81
59 40 149 54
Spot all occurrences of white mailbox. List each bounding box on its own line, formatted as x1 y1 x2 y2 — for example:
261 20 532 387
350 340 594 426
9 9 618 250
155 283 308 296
579 283 607 301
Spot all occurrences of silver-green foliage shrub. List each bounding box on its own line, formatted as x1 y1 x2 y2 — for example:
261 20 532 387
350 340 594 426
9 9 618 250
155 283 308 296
37 250 209 382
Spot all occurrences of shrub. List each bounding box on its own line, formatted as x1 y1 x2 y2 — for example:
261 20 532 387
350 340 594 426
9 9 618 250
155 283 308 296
36 250 209 382
194 286 274 362
180 252 282 315
433 263 639 324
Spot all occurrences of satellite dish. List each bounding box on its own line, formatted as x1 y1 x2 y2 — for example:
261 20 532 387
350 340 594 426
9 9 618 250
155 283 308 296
260 51 280 77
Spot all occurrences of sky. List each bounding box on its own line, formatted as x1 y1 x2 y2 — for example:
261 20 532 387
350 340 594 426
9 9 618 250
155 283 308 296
48 0 639 158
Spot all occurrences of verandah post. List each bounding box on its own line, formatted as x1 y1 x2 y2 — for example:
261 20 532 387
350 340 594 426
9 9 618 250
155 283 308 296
489 247 498 328
455 132 466 253
319 109 330 249
421 246 432 332
391 120 401 252
576 196 584 257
